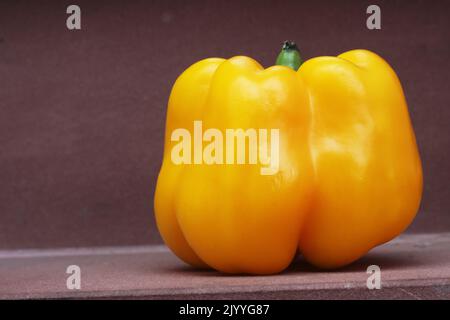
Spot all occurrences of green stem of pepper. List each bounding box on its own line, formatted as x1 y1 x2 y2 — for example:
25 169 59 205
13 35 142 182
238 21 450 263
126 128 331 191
275 41 303 71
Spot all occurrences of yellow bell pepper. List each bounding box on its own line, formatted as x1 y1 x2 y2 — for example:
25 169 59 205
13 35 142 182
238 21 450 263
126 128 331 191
154 41 423 274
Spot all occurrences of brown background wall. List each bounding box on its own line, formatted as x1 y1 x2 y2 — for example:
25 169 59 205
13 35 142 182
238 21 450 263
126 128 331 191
0 0 448 249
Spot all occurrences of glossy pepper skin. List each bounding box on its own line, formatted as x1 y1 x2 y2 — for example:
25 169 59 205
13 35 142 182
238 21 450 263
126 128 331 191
298 50 422 269
155 57 315 274
154 48 422 274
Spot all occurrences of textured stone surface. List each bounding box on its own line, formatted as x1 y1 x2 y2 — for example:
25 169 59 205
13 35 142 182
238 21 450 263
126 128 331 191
1 233 449 299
